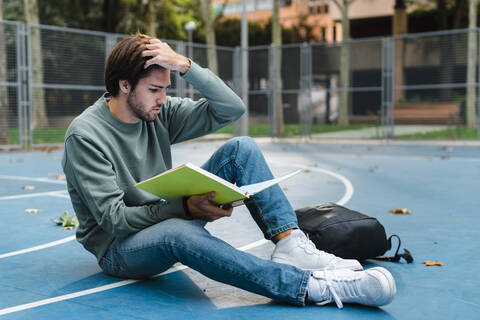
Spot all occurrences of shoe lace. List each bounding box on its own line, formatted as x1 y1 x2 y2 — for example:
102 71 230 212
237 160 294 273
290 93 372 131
299 234 336 261
313 269 362 309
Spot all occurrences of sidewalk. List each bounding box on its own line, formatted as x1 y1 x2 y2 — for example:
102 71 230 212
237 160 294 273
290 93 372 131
196 125 480 146
311 125 448 139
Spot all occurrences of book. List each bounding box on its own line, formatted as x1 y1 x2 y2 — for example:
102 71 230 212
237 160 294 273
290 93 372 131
135 162 302 206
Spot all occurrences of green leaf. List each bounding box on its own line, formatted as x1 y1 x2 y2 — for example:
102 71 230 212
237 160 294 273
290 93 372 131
53 211 79 228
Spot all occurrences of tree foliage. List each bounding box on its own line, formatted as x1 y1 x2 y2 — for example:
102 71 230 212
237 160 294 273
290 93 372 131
2 0 315 44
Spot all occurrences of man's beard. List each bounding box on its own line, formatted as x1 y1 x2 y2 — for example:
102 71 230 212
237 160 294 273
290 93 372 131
127 91 158 122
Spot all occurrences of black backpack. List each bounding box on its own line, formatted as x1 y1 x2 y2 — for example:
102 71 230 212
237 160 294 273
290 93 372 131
295 202 413 263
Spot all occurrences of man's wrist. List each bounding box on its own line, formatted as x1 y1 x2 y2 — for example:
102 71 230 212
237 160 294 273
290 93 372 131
179 57 191 75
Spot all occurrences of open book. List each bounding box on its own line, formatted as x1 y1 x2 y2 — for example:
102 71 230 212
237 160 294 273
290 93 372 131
135 162 302 207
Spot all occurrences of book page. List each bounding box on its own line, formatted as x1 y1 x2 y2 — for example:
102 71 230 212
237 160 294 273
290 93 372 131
238 169 302 196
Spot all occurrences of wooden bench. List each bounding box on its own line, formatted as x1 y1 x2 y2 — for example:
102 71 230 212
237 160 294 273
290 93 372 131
394 102 460 124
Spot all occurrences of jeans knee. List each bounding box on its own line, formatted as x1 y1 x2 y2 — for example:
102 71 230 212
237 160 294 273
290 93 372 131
227 136 258 154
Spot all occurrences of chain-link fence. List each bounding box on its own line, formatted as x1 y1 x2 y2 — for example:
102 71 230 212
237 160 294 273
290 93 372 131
1 21 479 149
0 21 25 149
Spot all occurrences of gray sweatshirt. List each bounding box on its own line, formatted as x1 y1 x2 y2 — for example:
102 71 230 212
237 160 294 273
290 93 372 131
61 61 245 262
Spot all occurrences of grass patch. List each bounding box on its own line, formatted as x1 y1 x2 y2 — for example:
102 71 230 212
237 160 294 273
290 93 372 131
216 124 373 137
5 124 477 146
8 127 67 145
395 126 478 140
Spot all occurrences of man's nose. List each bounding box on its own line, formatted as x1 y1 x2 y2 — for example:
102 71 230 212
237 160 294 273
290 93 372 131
156 92 167 105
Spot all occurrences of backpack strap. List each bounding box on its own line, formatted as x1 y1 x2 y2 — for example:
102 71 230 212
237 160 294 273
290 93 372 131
374 235 413 263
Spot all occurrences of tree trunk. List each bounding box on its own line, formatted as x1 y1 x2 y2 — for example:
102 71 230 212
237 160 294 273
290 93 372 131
25 0 49 130
199 0 218 74
103 0 119 33
338 1 351 126
0 0 10 144
393 0 407 101
143 0 157 37
453 0 467 29
466 0 477 128
272 0 284 136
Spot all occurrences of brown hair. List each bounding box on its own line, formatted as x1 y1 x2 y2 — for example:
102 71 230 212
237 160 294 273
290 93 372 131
104 33 163 96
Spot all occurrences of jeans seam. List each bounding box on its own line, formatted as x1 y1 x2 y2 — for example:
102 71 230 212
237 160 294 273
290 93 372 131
245 198 271 238
297 270 311 306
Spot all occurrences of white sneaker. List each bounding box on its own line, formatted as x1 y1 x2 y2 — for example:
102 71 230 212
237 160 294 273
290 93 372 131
307 267 396 308
271 229 363 271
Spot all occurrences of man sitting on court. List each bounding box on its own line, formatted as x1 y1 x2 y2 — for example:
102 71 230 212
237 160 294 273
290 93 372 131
61 33 396 309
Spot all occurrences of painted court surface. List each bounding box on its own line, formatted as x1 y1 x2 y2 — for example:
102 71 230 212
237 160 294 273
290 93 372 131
0 139 479 319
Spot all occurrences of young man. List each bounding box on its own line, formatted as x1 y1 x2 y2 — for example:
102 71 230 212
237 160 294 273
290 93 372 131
62 33 396 309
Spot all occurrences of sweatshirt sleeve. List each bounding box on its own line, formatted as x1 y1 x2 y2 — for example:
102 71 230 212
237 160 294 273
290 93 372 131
162 60 246 144
63 134 189 238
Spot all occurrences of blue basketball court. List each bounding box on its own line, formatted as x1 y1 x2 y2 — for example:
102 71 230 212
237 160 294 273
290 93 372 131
0 139 479 319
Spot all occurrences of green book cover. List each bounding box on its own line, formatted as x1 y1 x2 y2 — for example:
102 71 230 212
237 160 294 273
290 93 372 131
135 163 248 205
135 163 302 206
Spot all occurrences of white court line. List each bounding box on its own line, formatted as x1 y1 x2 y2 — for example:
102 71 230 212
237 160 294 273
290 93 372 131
0 236 76 259
0 167 354 316
48 192 70 199
268 161 354 207
0 237 299 316
0 190 68 201
0 175 67 185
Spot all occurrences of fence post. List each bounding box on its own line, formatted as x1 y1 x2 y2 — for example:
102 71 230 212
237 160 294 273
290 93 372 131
15 22 28 149
175 41 186 98
105 33 117 62
233 46 249 137
299 43 312 138
23 23 32 149
478 32 480 139
268 45 277 137
381 37 395 139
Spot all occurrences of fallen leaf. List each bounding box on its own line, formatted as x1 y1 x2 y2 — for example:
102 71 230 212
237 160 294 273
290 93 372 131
388 208 412 214
423 261 444 266
52 211 79 228
63 226 74 230
25 208 40 213
40 146 54 153
56 175 66 180
23 185 36 190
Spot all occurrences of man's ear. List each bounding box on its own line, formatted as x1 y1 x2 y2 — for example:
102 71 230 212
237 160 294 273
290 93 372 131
118 80 130 94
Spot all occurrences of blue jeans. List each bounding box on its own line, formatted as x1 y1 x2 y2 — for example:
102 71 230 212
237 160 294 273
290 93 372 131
99 137 310 306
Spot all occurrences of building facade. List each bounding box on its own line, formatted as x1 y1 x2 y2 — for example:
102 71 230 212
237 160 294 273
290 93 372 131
212 0 432 42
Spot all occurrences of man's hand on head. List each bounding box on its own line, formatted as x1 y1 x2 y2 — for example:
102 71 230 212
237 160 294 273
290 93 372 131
186 192 233 222
142 39 190 74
